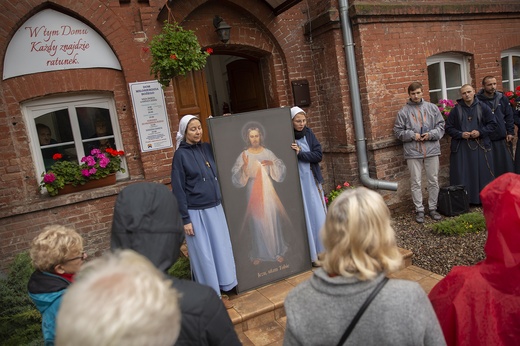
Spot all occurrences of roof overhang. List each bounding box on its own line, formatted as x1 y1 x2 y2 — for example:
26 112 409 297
262 0 302 15
160 0 302 19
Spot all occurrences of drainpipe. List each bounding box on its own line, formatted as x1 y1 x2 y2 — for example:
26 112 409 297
338 0 398 191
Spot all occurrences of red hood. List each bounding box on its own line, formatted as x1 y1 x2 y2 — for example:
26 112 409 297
481 172 520 268
428 173 520 346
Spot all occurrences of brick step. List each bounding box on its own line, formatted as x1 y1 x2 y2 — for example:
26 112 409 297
226 247 415 344
181 243 417 344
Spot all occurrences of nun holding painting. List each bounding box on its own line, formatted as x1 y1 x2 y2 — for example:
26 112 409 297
231 122 290 266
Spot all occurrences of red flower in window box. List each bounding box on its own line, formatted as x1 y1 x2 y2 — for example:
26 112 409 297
504 86 520 109
40 148 125 196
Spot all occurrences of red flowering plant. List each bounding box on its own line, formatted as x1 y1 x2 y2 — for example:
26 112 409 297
325 181 355 207
149 21 212 88
436 99 456 121
504 85 520 111
40 148 125 196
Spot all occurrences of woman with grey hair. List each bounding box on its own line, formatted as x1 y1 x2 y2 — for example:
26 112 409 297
283 187 446 346
56 250 181 346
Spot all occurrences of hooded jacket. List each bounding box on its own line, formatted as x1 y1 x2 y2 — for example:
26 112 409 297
476 90 514 141
296 127 324 184
394 99 445 159
445 98 497 151
428 173 520 345
171 141 222 225
28 271 71 345
111 182 241 346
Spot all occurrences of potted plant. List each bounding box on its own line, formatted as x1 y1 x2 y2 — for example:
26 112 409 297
40 148 125 196
436 99 456 121
325 181 355 207
149 21 213 88
504 85 520 111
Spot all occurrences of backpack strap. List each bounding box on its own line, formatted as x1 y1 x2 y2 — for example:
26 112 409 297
457 102 482 125
477 103 482 125
492 92 502 113
335 277 389 346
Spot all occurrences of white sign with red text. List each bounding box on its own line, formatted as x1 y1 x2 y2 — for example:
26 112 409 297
3 9 121 80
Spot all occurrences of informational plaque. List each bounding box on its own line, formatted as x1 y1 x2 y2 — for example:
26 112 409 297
129 81 173 152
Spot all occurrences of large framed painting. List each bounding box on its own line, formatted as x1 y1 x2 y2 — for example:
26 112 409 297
208 107 311 293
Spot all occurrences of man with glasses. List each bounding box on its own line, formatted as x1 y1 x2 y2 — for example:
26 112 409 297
27 225 86 346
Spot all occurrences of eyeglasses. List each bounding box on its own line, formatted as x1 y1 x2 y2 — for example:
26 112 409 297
63 251 87 263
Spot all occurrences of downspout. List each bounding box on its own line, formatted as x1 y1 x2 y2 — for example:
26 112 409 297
338 0 398 191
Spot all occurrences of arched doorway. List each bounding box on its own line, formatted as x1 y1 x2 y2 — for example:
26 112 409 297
205 54 268 116
172 54 268 142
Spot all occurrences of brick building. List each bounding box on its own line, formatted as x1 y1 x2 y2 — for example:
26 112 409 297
1 0 520 271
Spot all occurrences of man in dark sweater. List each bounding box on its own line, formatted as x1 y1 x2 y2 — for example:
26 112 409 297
476 76 514 177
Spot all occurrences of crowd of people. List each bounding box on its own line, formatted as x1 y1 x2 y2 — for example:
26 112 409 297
395 78 520 220
26 93 520 345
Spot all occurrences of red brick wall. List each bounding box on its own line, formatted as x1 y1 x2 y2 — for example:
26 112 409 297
350 1 520 208
0 0 173 271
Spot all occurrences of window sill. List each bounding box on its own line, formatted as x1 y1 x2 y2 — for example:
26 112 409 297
1 179 136 219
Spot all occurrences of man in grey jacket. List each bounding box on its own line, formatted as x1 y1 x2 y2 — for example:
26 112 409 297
394 82 445 223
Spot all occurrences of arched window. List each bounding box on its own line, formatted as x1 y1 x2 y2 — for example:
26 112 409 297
23 94 128 185
501 49 520 91
427 53 470 104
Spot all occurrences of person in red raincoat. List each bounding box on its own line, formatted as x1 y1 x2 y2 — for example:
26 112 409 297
428 172 520 346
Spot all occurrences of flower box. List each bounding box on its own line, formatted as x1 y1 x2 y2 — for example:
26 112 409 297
59 173 116 195
40 148 125 196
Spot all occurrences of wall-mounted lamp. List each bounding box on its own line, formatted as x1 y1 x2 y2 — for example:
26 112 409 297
213 15 231 44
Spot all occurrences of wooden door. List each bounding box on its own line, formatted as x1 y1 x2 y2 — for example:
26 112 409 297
172 70 211 142
227 59 267 113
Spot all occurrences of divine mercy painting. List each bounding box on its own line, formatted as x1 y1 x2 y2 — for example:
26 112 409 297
208 107 311 293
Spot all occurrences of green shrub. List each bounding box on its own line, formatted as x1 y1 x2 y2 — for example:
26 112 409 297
167 256 192 280
0 252 43 345
429 211 486 236
0 251 191 345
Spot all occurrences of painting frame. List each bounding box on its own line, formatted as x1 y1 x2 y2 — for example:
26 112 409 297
208 107 312 293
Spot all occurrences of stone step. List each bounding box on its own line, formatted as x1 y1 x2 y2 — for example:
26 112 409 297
226 247 417 344
181 243 419 344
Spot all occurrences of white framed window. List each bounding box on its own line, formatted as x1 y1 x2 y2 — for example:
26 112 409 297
427 53 470 104
501 49 520 91
23 93 128 183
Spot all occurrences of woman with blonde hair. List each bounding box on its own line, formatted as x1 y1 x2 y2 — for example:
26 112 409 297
284 187 445 346
28 225 87 345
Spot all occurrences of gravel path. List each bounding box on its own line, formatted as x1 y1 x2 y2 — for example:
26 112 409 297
391 207 487 276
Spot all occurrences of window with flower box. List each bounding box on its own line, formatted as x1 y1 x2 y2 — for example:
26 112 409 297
427 53 470 104
501 50 520 91
23 94 128 187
